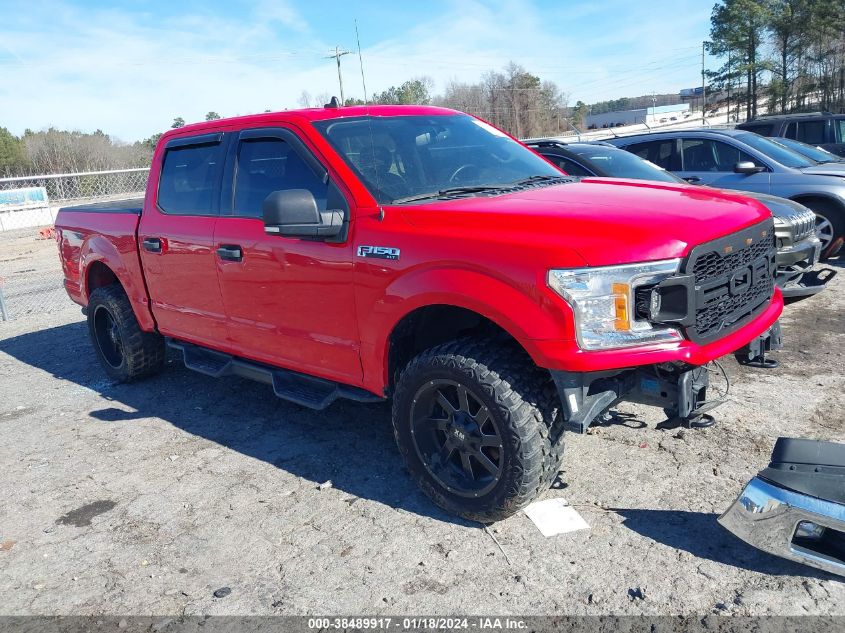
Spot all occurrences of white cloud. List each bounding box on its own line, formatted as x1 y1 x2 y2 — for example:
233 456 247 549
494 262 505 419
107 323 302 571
0 0 711 141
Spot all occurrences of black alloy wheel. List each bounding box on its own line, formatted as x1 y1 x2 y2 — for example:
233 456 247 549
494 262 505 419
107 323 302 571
410 379 504 498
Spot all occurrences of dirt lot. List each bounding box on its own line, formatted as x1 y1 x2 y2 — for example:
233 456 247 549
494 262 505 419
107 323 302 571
1 235 844 617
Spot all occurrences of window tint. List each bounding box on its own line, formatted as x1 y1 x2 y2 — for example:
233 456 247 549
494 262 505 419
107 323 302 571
234 138 328 217
795 120 827 145
681 139 758 171
546 155 593 177
784 122 797 139
837 120 845 143
158 142 223 215
626 140 675 170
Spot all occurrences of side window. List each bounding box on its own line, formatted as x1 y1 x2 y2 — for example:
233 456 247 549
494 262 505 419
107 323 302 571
784 122 797 139
681 139 757 172
158 141 223 215
711 141 758 170
233 138 328 218
681 139 717 171
547 155 592 177
795 120 827 145
626 140 674 170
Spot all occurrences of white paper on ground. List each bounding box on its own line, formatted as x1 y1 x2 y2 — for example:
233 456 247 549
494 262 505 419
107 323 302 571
523 498 590 537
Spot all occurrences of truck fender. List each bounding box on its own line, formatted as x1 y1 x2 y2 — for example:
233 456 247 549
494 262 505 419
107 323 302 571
360 267 574 392
80 235 156 332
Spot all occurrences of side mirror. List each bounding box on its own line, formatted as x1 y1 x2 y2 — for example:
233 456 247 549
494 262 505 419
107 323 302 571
734 161 765 175
262 189 343 238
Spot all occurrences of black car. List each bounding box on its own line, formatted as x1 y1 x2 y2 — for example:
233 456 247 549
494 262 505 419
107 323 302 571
525 140 684 183
737 112 845 158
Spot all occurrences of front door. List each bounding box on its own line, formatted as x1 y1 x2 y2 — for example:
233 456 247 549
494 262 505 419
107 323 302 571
213 127 362 384
676 138 771 194
138 133 229 348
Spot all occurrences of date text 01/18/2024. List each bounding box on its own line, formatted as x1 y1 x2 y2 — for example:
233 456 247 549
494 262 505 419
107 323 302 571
306 617 528 629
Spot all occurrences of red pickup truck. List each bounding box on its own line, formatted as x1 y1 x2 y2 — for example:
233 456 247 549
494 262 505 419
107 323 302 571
56 105 783 521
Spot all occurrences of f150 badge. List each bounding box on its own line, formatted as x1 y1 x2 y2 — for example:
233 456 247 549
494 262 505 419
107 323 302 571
357 245 400 261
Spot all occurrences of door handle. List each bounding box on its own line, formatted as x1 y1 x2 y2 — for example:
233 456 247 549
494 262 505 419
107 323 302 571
683 176 702 184
142 237 162 253
216 245 243 262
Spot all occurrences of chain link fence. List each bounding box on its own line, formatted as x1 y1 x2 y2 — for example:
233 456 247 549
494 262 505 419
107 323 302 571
0 168 149 323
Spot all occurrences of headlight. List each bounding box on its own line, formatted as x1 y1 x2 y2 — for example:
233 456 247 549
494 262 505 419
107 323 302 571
548 260 684 350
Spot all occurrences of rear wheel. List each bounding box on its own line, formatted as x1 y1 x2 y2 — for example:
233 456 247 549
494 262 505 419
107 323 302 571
87 284 165 382
392 338 564 523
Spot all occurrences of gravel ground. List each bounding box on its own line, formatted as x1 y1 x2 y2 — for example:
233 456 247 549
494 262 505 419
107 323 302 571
0 235 844 617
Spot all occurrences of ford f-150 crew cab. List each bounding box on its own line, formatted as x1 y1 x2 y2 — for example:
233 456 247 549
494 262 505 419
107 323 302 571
56 105 784 522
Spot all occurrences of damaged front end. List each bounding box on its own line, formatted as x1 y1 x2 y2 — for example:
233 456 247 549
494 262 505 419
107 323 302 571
719 437 845 578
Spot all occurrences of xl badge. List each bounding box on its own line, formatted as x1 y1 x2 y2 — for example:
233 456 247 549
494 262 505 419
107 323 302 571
357 245 400 261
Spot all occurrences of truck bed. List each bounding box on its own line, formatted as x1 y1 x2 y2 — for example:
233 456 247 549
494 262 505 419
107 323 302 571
58 197 144 215
55 197 154 330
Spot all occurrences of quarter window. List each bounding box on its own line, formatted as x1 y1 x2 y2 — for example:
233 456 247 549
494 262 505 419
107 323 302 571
233 138 328 218
158 141 223 215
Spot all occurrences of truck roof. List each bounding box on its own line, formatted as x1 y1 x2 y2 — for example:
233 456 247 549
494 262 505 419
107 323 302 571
160 104 460 143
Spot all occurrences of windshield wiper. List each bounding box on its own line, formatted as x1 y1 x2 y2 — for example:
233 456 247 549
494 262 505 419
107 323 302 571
510 174 571 186
393 185 512 204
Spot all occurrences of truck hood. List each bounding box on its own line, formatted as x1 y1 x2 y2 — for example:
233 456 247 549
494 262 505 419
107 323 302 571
397 178 772 267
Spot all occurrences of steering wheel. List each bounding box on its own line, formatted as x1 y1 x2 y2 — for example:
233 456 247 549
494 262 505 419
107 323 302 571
449 164 481 184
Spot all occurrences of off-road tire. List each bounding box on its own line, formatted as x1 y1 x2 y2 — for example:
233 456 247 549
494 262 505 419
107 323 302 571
392 338 565 523
87 284 165 382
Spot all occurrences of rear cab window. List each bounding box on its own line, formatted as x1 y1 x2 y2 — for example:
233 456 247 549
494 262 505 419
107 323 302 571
157 135 225 215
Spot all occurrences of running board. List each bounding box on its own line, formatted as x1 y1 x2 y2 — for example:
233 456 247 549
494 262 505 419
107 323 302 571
167 340 384 410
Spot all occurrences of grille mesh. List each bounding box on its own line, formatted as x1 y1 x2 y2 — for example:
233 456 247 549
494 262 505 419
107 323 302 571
683 222 776 343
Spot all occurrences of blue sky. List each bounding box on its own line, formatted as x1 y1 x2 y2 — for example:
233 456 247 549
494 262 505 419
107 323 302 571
0 0 713 142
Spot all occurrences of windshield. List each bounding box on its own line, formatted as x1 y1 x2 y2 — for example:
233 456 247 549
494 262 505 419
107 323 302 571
735 132 816 168
571 145 684 183
313 114 563 204
771 136 842 163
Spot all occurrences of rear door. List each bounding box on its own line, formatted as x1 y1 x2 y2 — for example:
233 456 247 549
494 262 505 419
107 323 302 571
138 133 229 348
212 126 362 384
676 137 771 193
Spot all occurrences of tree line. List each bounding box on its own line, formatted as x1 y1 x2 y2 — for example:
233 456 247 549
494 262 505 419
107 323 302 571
708 0 845 119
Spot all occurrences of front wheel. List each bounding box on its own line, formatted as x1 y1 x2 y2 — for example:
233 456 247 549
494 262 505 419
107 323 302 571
810 202 844 260
391 339 564 523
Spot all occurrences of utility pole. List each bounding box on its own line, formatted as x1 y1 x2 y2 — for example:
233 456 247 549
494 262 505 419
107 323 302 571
702 41 707 125
326 46 351 104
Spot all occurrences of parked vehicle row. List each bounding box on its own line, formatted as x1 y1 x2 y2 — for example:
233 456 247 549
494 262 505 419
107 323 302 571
737 111 845 158
56 105 784 522
525 139 832 299
604 129 845 259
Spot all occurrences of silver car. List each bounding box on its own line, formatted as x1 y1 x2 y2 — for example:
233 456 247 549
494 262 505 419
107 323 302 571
607 129 845 259
527 139 830 299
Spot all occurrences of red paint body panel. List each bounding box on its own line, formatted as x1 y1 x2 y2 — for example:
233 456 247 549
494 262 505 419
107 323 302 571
56 210 155 331
55 105 784 398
